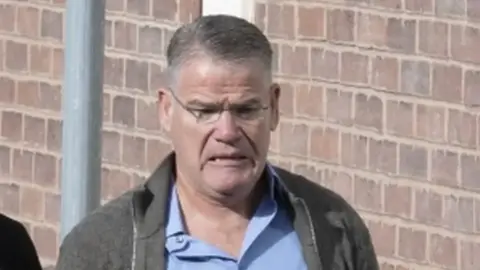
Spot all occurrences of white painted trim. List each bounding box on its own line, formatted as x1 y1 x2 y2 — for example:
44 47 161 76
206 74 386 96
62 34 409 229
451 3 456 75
201 0 255 22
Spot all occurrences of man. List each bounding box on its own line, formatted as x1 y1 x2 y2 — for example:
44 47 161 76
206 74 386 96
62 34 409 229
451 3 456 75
56 15 379 270
0 213 43 270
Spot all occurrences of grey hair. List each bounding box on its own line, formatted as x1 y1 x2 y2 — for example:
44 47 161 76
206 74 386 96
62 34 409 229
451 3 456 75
164 15 273 88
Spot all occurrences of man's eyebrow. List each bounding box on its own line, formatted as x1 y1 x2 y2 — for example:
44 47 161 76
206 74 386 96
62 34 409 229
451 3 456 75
184 99 220 107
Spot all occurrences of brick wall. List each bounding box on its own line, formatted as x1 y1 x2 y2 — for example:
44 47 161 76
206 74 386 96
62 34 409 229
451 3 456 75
0 0 479 269
256 0 480 269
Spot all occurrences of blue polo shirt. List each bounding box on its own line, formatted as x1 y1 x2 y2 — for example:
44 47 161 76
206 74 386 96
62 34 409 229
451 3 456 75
165 166 308 270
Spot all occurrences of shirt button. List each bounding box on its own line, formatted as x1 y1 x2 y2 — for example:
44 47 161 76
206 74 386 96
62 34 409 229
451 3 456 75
175 235 184 243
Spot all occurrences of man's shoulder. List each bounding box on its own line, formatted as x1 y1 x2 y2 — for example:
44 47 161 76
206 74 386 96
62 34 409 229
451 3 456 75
57 189 139 269
64 189 135 242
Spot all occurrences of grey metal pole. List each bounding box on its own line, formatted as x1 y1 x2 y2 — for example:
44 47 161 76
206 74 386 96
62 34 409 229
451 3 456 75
60 0 106 241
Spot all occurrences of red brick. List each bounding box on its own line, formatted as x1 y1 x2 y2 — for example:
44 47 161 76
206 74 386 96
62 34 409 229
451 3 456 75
104 20 112 47
41 9 63 41
125 59 149 91
467 0 480 20
430 234 458 268
368 221 396 257
296 85 323 119
436 0 466 17
451 25 480 64
5 41 28 71
126 0 149 15
399 144 428 180
401 60 430 95
114 20 137 51
39 83 61 112
341 133 368 169
325 88 352 125
137 98 160 131
323 170 352 203
310 47 339 81
267 4 294 39
432 150 458 187
0 4 15 32
179 0 201 23
354 176 382 212
271 43 280 74
103 92 111 123
476 200 480 233
104 56 124 88
146 139 171 170
12 149 34 182
293 164 320 184
0 77 15 103
416 104 445 142
0 145 10 176
33 226 57 260
354 93 383 131
447 109 476 148
152 0 177 20
432 64 462 103
386 18 416 53
44 192 60 224
340 52 369 84
17 80 40 108
279 82 294 117
21 186 43 220
0 183 20 214
30 45 52 75
310 127 339 163
46 119 62 152
464 70 480 107
298 6 325 39
122 135 146 169
419 20 448 57
405 0 434 12
386 100 413 136
460 154 480 190
16 6 39 37
139 25 163 55
368 139 397 174
112 95 135 127
398 227 427 261
106 0 124 12
254 3 266 31
372 0 402 9
326 9 354 42
414 189 443 225
101 168 131 200
279 122 309 156
357 13 387 47
461 241 480 270
24 115 45 147
52 48 64 80
384 184 411 218
149 62 165 92
0 40 3 72
371 56 398 91
280 45 309 77
443 195 474 233
102 130 121 163
1 111 23 141
34 153 57 188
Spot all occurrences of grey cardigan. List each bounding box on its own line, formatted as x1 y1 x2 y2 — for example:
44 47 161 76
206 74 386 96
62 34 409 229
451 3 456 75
56 152 379 270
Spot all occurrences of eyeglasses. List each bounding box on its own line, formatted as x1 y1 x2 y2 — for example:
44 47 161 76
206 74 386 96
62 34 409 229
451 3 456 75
168 89 270 124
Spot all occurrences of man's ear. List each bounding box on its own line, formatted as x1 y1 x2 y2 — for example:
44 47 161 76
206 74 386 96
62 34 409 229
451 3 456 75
158 88 173 133
270 83 281 131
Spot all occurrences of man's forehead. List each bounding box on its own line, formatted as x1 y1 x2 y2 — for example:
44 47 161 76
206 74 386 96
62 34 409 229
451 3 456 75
175 57 270 87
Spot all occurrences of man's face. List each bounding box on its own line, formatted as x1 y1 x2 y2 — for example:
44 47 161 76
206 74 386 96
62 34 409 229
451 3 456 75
158 57 280 200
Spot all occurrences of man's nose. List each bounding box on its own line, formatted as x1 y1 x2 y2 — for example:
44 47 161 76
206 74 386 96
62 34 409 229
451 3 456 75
212 111 242 143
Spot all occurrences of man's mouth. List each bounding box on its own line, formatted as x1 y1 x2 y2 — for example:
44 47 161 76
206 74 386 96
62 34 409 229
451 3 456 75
208 154 249 165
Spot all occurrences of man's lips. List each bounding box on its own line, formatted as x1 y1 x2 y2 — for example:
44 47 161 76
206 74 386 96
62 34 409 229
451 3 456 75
207 154 250 166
